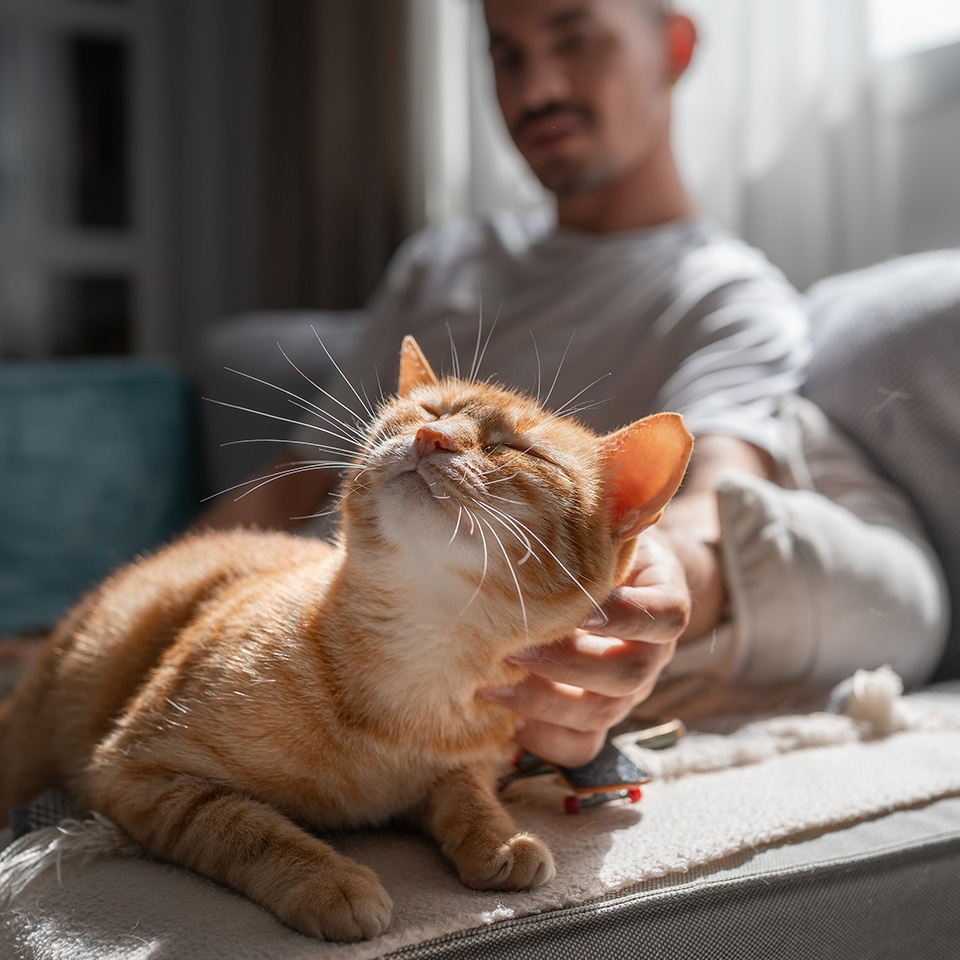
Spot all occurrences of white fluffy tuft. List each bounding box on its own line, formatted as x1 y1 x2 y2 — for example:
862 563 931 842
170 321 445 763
841 665 906 734
0 814 139 905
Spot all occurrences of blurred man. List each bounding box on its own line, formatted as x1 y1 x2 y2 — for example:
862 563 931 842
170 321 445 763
203 0 946 763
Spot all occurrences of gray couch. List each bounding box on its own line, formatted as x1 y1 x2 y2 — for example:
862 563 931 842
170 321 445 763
2 253 960 958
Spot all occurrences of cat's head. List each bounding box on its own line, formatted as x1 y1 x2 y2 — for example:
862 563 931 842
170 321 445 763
340 336 692 643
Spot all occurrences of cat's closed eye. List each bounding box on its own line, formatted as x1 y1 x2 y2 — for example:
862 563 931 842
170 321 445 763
485 440 555 465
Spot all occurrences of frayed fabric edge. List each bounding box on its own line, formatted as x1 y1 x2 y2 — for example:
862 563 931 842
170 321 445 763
0 813 141 906
617 667 960 780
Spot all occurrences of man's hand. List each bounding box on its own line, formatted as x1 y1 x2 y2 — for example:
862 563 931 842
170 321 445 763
479 434 768 767
480 530 693 768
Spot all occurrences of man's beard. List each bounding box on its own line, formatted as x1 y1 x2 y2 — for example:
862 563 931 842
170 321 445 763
512 103 613 196
532 154 615 197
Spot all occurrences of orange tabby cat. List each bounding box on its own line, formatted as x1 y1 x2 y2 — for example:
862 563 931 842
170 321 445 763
0 336 692 941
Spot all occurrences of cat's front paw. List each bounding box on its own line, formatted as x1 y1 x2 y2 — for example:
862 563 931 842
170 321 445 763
282 862 393 941
458 831 556 891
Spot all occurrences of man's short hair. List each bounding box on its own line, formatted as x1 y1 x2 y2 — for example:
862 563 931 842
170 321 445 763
637 0 674 19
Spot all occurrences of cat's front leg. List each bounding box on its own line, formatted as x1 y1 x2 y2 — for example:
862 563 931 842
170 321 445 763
418 766 555 890
84 764 392 942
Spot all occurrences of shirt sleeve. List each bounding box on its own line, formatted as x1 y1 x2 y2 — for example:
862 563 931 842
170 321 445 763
654 244 812 461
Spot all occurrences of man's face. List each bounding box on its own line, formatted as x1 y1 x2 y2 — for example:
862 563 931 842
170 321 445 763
484 0 674 197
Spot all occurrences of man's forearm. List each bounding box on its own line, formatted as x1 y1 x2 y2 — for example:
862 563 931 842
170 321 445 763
658 526 725 641
655 433 771 641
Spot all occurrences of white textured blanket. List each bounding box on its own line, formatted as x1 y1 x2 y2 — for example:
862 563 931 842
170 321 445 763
2 669 960 960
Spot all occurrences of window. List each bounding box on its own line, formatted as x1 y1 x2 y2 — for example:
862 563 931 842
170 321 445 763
0 1 143 360
870 0 960 60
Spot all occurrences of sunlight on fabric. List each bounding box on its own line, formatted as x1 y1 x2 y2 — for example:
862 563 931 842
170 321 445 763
870 0 960 60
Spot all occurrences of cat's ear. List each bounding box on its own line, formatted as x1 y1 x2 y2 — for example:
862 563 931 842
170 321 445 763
602 413 693 539
398 335 440 397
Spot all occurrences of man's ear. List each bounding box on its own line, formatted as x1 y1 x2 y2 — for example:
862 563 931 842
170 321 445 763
665 14 697 83
602 413 693 539
398 335 440 397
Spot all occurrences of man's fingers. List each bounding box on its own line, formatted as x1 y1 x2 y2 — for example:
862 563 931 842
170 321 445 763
481 672 635 736
585 586 690 643
509 632 674 700
484 532 695 769
512 718 606 769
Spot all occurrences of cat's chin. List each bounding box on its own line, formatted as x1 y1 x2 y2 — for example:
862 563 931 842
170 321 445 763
391 467 448 505
375 469 462 544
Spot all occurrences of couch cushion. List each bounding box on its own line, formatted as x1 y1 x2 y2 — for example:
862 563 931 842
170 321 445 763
3 679 959 959
0 359 199 633
803 250 960 680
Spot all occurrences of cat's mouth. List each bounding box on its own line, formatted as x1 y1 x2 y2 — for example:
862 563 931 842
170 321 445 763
394 464 450 504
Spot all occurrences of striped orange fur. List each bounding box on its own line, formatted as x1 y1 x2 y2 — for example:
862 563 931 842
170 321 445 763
0 335 692 941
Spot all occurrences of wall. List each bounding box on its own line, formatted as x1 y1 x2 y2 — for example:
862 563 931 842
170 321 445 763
878 41 960 258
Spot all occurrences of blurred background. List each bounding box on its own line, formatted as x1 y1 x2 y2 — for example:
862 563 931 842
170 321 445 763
1 0 959 638
1 0 959 366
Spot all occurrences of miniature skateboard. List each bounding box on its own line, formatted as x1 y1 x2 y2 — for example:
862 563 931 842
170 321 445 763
501 718 685 813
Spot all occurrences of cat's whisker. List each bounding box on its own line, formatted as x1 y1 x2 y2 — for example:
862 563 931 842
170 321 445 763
297 485 350 521
448 505 465 545
549 397 612 422
482 505 606 622
472 455 524 480
482 472 521 486
222 438 359 459
483 492 525 506
531 331 543 406
360 382 378 423
291 473 370 520
205 461 349 505
285 396 369 446
476 516 528 635
539 329 577 413
473 445 538 479
276 341 369 433
610 591 654 620
307 328 377 422
468 499 538 566
346 466 377 489
446 321 461 382
203 397 358 446
222 366 326 418
290 506 337 522
467 293 503 384
219 365 366 447
549 373 613 421
459 512 489 617
469 292 484 384
478 299 504 383
291 458 363 468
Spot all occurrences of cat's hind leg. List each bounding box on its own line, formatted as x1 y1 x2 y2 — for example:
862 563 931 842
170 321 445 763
418 766 555 890
83 764 392 941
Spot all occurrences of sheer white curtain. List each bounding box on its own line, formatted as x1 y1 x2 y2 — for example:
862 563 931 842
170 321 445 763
406 0 546 227
413 0 895 291
674 0 890 290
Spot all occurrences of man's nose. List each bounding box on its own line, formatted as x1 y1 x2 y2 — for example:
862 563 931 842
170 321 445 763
517 55 571 112
415 423 459 458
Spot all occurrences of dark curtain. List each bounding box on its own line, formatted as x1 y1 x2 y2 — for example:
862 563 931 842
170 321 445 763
256 0 410 311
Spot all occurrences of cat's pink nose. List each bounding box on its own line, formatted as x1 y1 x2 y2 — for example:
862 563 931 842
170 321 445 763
416 424 457 458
